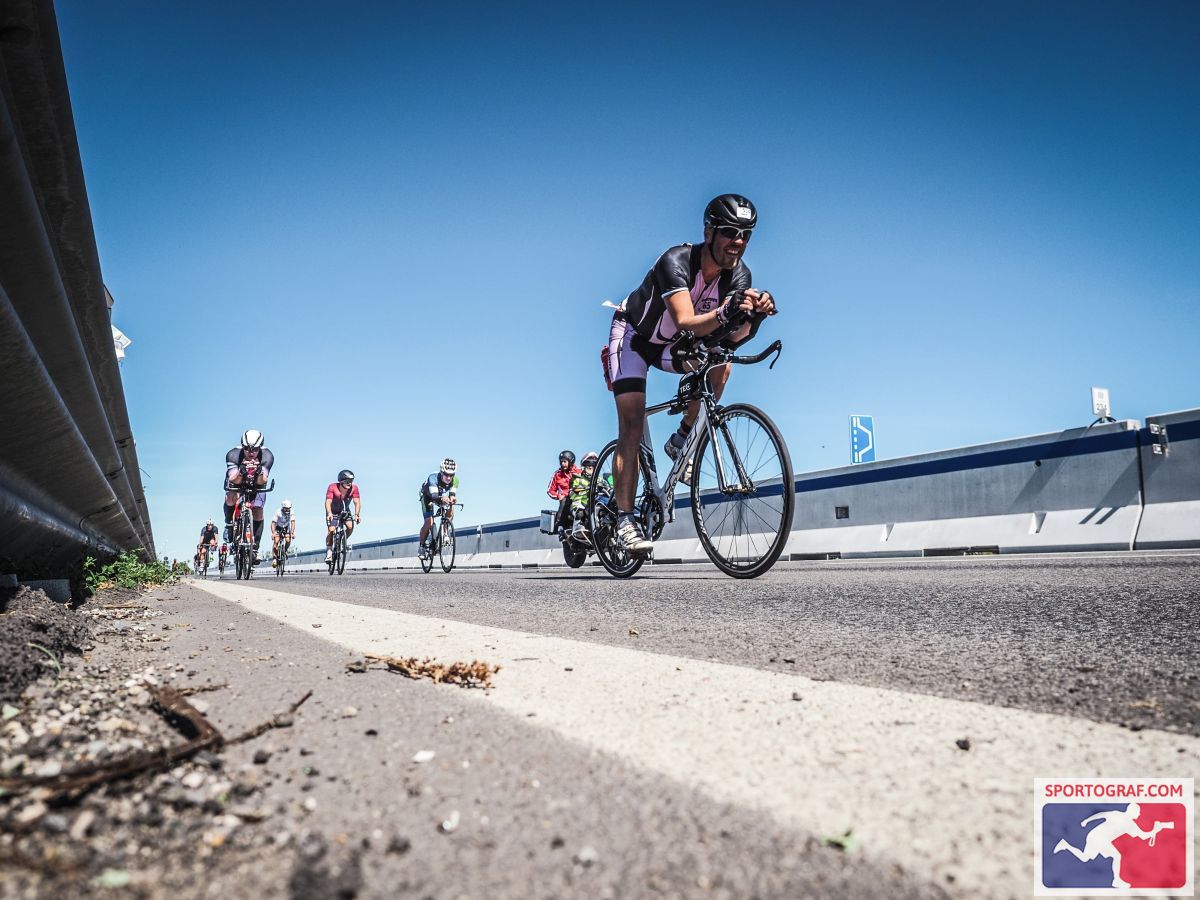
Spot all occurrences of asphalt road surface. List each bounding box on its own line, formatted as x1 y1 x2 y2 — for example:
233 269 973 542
177 551 1200 898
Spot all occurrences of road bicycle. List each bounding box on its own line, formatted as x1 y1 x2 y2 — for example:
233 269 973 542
327 510 354 575
225 474 274 580
420 502 462 574
217 548 228 576
274 532 292 577
588 330 793 579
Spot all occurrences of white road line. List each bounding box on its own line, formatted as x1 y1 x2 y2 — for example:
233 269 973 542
192 579 1199 899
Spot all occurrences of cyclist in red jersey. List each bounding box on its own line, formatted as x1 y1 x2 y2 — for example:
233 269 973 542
324 469 361 564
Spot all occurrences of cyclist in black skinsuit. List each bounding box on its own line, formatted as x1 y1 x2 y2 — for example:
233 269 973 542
197 520 219 564
222 429 275 558
602 194 777 553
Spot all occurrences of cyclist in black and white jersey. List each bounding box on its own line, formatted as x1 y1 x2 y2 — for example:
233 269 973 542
603 194 777 552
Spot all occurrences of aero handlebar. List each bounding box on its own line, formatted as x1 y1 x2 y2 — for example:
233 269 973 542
731 339 783 369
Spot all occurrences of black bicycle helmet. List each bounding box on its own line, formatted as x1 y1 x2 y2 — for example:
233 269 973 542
559 450 576 464
338 469 355 483
703 194 757 230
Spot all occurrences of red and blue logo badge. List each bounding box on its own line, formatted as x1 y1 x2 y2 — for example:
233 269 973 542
1035 779 1194 896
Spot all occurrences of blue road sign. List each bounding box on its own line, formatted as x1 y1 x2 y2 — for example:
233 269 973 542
850 415 876 464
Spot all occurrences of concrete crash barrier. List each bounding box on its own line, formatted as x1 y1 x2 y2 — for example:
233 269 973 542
784 419 1145 558
1134 407 1200 550
284 415 1198 574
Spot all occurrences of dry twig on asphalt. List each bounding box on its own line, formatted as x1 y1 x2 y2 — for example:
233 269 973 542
365 654 499 688
227 690 312 745
178 683 229 696
0 687 313 803
0 687 221 801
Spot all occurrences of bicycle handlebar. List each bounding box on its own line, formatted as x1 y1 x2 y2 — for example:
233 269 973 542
730 339 783 368
223 477 276 494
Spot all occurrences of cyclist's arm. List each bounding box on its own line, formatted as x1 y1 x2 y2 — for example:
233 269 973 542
666 290 756 338
353 496 361 520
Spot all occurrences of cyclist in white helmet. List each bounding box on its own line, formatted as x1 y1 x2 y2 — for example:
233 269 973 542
418 458 459 560
270 499 296 568
223 429 274 556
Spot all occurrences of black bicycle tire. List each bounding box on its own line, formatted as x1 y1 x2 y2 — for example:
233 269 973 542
336 537 347 575
690 402 794 579
588 440 646 578
439 520 455 573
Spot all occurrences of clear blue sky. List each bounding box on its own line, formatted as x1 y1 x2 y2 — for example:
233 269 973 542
54 0 1199 562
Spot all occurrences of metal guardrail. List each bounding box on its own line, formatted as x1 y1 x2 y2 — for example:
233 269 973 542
0 0 154 573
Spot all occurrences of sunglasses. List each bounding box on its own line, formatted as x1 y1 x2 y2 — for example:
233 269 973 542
340 479 353 486
715 225 753 241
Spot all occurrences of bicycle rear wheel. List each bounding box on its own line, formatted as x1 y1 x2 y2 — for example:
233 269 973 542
690 403 794 578
588 440 646 578
439 521 456 573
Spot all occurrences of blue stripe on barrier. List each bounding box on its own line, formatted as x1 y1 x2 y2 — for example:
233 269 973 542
792 428 1139 495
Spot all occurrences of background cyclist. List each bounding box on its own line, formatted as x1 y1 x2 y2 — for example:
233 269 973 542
197 519 219 564
324 470 361 564
547 450 579 534
602 193 776 553
223 429 274 559
419 459 459 560
270 499 296 567
568 452 599 538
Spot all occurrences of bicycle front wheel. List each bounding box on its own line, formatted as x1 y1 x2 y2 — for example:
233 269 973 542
588 440 646 578
691 403 794 579
439 521 456 573
336 537 347 575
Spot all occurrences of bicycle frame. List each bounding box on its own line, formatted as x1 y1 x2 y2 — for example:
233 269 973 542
639 339 783 528
429 502 462 542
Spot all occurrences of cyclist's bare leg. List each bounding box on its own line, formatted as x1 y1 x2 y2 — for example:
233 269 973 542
344 519 355 538
614 391 647 512
419 516 434 545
